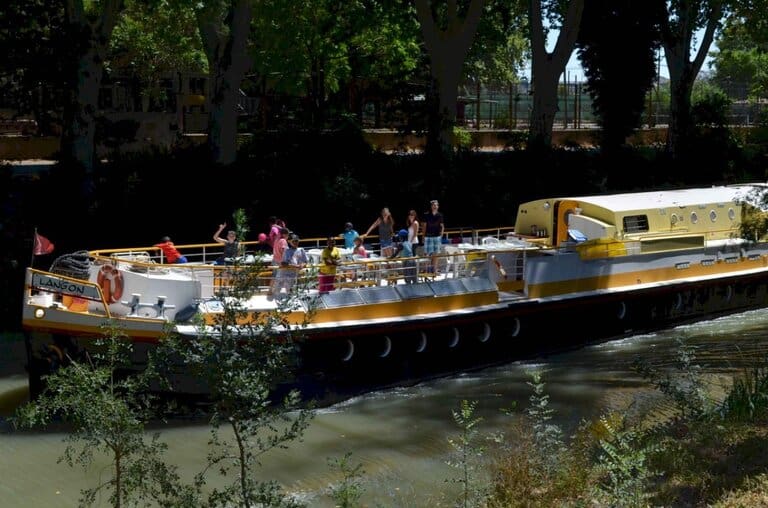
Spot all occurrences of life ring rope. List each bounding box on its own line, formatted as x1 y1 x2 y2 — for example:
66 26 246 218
97 265 124 304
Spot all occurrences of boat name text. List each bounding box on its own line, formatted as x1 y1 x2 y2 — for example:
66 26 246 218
31 273 101 300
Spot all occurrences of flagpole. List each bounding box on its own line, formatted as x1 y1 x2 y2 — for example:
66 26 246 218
30 227 37 268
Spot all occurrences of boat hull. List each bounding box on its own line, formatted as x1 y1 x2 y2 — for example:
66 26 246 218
23 264 768 399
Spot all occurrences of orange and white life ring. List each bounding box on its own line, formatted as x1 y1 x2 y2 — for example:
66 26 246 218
97 265 124 304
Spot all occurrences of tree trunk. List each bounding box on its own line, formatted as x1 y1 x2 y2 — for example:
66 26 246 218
528 68 560 148
197 0 252 166
60 0 124 172
528 0 584 150
667 64 695 157
425 56 463 158
660 0 722 158
415 0 485 163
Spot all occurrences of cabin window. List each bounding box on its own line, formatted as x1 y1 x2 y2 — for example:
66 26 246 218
690 212 699 224
728 208 736 220
623 215 649 233
710 210 718 222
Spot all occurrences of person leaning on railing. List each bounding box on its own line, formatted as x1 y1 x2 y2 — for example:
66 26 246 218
154 236 188 264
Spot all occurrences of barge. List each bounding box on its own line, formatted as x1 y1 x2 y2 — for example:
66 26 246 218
22 183 768 395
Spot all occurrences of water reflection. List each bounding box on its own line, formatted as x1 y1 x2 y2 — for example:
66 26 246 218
2 309 768 507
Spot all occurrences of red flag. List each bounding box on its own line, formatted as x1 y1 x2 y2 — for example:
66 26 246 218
33 232 54 256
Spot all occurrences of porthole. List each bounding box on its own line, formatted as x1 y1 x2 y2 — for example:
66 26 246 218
690 212 698 224
728 208 736 220
710 210 718 222
670 213 678 225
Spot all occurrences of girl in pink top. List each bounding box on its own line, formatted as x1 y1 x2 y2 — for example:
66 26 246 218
351 236 368 258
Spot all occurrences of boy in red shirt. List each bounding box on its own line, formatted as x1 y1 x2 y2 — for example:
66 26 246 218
155 236 188 264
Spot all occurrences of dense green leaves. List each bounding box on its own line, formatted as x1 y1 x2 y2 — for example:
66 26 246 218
577 0 663 151
14 324 194 507
109 1 206 85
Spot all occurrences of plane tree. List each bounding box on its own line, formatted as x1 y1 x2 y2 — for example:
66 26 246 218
577 0 664 153
192 0 253 166
528 0 585 150
709 1 768 101
0 0 68 136
108 1 205 112
463 2 529 125
660 0 724 158
60 0 127 173
336 1 423 128
415 0 487 162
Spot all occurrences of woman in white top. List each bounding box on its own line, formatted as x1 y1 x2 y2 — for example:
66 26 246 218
407 209 420 249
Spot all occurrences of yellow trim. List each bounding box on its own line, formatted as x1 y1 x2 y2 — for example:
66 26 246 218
22 318 163 339
575 239 627 259
203 291 499 327
497 280 524 292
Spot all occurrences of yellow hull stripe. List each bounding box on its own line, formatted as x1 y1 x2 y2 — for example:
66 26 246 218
22 318 163 340
205 291 499 327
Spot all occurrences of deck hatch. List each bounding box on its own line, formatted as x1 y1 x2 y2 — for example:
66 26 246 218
431 279 471 296
459 277 497 293
319 291 364 308
396 284 435 299
359 286 401 304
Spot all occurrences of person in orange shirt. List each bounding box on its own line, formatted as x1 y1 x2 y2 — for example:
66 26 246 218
154 236 188 264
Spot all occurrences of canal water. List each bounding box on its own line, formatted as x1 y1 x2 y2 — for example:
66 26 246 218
2 309 768 507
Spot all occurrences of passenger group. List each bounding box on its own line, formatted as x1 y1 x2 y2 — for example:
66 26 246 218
159 199 445 295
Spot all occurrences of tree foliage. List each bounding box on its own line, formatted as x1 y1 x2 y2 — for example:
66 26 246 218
14 323 195 507
464 1 528 87
711 9 768 100
159 209 312 507
250 0 423 128
577 0 663 151
659 0 723 158
109 1 206 92
0 0 69 135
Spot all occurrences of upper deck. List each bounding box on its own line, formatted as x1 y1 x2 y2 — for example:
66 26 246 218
513 183 768 249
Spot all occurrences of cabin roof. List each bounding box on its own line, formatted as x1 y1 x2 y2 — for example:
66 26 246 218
567 184 768 213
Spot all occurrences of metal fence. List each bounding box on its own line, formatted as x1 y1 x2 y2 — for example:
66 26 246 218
451 82 767 130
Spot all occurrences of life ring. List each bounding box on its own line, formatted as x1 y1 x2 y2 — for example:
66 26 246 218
97 265 124 304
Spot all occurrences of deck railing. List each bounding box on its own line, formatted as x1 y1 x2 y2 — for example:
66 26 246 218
88 227 530 299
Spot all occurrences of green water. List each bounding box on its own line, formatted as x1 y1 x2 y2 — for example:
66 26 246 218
2 311 768 507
